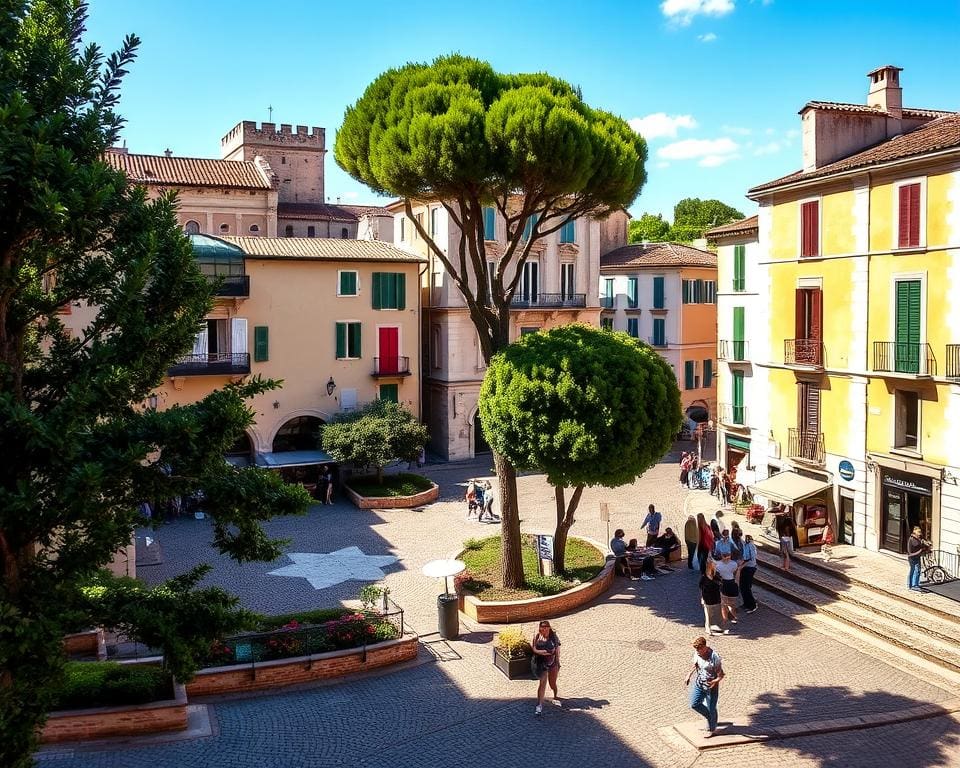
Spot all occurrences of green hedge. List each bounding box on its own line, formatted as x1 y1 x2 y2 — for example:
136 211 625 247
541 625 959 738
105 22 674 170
50 662 173 711
346 473 433 498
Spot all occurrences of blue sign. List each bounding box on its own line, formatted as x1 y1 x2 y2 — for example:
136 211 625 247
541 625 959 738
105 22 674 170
536 534 554 561
838 460 855 482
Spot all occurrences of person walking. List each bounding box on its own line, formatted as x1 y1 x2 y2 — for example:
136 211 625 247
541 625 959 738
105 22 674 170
696 513 714 575
532 620 562 715
739 534 758 613
778 514 795 572
729 521 745 561
906 526 928 591
684 515 699 570
821 523 835 562
699 561 723 636
714 550 739 627
685 636 725 737
480 480 498 523
713 528 734 560
324 466 335 505
317 465 330 505
640 504 662 547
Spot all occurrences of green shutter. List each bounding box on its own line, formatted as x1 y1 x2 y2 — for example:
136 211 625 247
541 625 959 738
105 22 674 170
653 276 664 308
653 318 665 346
379 383 399 403
396 273 406 310
484 207 495 240
684 360 695 390
734 245 745 291
372 273 382 310
349 322 362 358
681 280 689 304
895 280 921 373
335 322 346 359
342 271 357 296
703 358 712 388
733 306 745 360
732 370 745 424
253 326 269 362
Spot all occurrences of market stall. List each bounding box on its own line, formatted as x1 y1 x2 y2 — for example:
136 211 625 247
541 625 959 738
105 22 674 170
749 471 833 548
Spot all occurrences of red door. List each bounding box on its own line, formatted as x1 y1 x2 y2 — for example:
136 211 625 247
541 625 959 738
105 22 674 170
378 327 399 374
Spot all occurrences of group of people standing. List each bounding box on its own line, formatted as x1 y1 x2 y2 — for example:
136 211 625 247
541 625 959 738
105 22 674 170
465 479 498 523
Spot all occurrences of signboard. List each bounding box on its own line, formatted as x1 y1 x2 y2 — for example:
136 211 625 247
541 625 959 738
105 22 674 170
882 471 932 496
536 534 554 561
599 502 610 522
838 460 855 482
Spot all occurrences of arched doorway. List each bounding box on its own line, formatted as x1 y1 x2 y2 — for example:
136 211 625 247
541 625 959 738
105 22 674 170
272 416 323 453
473 412 490 455
225 432 253 467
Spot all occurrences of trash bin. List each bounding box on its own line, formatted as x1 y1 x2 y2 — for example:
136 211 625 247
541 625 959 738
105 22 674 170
437 594 459 640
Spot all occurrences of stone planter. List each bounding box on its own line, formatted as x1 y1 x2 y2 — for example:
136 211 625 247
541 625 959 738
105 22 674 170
343 480 439 509
493 648 532 680
62 628 106 660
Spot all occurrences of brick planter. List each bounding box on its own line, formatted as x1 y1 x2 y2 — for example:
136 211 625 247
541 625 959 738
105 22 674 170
343 481 439 510
461 539 615 624
41 681 187 743
185 634 419 697
62 628 106 660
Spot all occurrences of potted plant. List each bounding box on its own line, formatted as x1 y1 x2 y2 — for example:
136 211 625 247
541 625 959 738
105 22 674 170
492 628 532 680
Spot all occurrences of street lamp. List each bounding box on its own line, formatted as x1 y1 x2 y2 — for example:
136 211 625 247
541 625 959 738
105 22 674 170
326 377 336 396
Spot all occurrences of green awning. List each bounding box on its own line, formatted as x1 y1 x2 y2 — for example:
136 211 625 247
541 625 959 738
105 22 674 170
726 436 751 451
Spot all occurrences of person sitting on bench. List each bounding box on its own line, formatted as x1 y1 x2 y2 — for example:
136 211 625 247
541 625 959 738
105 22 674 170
625 538 658 581
653 527 681 569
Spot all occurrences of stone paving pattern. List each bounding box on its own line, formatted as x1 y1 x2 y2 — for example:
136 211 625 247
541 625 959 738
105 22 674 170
41 449 960 767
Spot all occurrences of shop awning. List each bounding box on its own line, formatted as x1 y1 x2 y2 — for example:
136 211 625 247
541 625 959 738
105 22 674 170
225 455 251 468
749 471 831 506
255 450 335 469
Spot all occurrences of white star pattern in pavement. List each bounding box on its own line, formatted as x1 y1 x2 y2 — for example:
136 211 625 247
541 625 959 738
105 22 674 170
267 547 399 590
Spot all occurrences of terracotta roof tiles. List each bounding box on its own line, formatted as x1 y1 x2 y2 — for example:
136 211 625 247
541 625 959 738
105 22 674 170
106 151 271 189
800 101 953 119
600 242 716 270
705 215 758 240
219 236 424 263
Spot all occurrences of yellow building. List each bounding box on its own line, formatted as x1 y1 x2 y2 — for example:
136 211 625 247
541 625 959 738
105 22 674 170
746 65 960 555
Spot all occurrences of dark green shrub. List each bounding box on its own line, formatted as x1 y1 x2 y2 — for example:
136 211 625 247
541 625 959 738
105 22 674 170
50 663 172 711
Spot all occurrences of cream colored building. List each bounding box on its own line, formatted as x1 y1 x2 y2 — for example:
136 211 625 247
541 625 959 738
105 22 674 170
389 200 628 459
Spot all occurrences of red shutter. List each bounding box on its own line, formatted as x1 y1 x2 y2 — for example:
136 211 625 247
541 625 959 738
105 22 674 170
801 201 819 257
908 183 921 247
810 288 822 341
898 183 922 248
795 288 805 338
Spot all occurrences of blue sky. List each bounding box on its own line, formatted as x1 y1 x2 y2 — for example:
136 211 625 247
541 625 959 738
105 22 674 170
85 0 959 222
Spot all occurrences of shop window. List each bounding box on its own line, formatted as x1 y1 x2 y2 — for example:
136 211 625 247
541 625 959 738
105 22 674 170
285 225 294 237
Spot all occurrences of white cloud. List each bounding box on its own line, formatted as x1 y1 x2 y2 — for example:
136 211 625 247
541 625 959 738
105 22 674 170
698 32 718 42
765 127 777 136
661 0 735 25
785 128 800 139
656 161 671 169
754 141 782 156
628 113 698 140
657 137 739 161
722 125 752 136
699 154 739 167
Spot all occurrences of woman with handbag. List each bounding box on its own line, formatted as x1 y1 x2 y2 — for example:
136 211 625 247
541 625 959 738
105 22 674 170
531 620 562 715
714 550 740 627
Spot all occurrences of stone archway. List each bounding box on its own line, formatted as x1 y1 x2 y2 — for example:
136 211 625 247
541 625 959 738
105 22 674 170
272 415 325 453
265 408 331 453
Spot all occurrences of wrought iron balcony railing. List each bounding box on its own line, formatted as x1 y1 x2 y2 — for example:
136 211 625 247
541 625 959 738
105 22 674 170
718 340 749 362
510 293 587 309
169 353 251 376
718 402 748 426
599 295 615 309
372 356 411 376
947 344 960 380
785 338 824 368
872 341 937 376
788 428 825 464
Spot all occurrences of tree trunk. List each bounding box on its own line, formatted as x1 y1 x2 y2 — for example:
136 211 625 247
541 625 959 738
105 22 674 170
552 484 584 574
377 465 383 484
495 450 524 588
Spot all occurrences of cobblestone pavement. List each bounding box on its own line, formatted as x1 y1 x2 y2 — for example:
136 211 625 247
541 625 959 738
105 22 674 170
42 449 960 767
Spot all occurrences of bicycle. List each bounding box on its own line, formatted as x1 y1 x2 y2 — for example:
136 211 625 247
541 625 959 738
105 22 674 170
921 548 949 584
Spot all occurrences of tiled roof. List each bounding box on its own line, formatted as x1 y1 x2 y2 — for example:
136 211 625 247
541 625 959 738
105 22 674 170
219 236 424 262
600 242 716 270
749 112 960 194
801 101 953 119
105 151 271 189
705 215 758 240
277 203 360 222
341 204 393 217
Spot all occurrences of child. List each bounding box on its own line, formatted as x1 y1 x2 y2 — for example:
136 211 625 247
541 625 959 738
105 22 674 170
821 523 835 563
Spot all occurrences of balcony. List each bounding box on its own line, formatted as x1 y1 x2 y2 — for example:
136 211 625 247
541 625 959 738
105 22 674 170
788 428 825 464
717 340 749 362
599 296 615 309
872 341 937 377
511 293 587 309
209 274 250 298
169 353 251 377
784 338 824 369
718 402 749 427
372 356 411 377
948 344 960 380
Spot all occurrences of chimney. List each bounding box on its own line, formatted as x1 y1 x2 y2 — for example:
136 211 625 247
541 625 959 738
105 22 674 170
866 65 903 119
164 148 173 158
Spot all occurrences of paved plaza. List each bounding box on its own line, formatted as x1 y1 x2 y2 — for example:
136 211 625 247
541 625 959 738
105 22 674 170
41 451 960 767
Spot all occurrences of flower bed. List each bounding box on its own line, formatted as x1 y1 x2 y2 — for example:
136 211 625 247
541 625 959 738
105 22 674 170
344 473 439 509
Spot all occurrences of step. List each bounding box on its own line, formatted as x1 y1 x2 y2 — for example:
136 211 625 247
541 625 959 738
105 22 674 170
753 550 960 647
754 566 960 676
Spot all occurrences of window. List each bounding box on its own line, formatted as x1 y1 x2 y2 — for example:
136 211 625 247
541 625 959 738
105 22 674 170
522 213 539 242
341 227 349 239
184 220 200 235
219 223 230 234
732 370 745 424
520 327 539 337
487 260 497 301
483 207 496 241
379 383 399 404
253 326 269 362
682 279 716 304
894 279 922 373
653 276 665 309
794 287 823 365
684 360 697 390
732 306 745 360
601 317 614 331
521 261 539 303
431 324 442 370
307 225 316 238
897 181 922 248
627 277 638 308
249 224 260 234
800 199 820 257
798 380 821 435
400 217 406 242
603 277 614 307
627 317 639 338
561 263 576 301
338 270 358 297
195 240 245 278
430 207 439 238
560 219 576 244
285 225 294 237
705 281 716 304
894 390 919 450
733 244 746 291
652 318 666 346
372 272 406 310
335 322 362 359
703 358 713 388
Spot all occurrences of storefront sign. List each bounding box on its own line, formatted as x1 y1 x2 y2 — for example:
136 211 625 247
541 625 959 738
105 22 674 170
838 460 855 482
881 471 932 496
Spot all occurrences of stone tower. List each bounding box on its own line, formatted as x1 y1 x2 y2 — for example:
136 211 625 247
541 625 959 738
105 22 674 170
221 121 326 205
